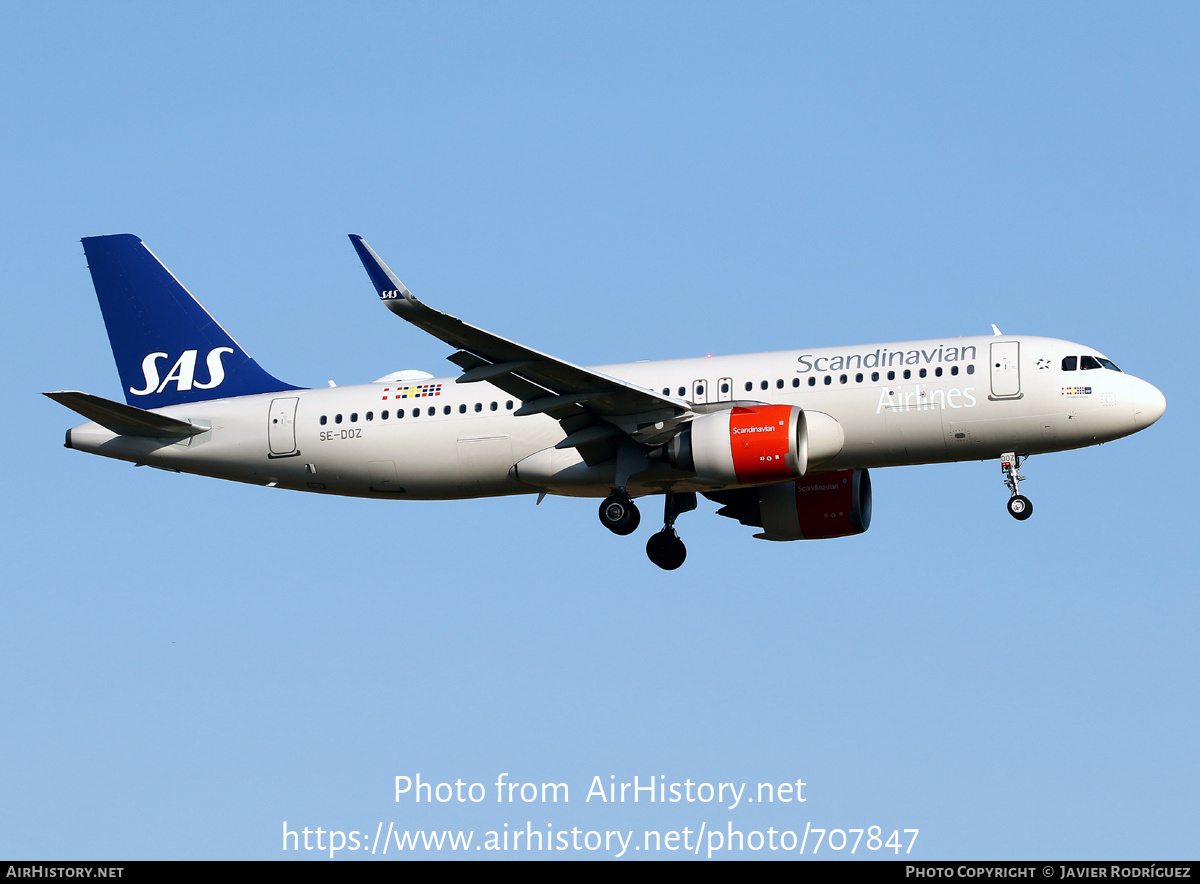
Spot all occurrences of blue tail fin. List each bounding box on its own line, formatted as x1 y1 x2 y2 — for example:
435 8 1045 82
82 234 300 408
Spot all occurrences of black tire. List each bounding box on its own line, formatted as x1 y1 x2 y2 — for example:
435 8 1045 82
1007 494 1033 521
646 530 687 570
599 495 640 535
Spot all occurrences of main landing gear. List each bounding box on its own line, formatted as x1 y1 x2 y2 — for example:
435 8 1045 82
1000 452 1033 521
598 493 640 535
646 492 696 571
598 490 696 570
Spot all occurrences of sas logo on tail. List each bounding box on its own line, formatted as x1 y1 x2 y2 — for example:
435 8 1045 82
130 347 234 396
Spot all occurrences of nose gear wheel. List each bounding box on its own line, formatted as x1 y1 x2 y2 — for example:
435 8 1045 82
1007 494 1033 520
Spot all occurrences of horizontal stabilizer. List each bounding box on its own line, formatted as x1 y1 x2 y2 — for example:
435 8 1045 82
44 391 206 438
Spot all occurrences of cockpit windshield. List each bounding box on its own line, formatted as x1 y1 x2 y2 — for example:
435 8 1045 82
1063 355 1121 372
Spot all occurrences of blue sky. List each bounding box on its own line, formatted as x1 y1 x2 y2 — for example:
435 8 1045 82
2 2 1196 860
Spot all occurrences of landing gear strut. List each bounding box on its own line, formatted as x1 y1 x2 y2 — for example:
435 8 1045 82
1000 452 1033 521
599 493 640 535
646 492 696 570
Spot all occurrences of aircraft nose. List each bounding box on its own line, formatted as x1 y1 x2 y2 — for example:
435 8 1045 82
1132 381 1166 430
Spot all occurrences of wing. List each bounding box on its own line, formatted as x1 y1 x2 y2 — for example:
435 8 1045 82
349 235 693 463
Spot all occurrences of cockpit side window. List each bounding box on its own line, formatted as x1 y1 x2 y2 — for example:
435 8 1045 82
1080 355 1102 370
1062 356 1077 371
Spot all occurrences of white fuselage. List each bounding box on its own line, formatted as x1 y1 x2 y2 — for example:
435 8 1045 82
65 334 1164 500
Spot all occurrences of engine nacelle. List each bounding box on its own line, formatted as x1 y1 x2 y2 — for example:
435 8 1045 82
710 468 872 541
670 405 844 486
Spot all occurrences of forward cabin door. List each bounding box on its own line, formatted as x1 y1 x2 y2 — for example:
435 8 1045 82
989 342 1022 399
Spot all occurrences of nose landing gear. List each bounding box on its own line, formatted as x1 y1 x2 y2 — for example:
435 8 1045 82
1000 452 1033 521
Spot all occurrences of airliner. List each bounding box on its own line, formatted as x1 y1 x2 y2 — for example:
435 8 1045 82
47 234 1166 570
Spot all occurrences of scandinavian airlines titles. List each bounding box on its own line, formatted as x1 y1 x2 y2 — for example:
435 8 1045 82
797 344 978 374
876 384 978 414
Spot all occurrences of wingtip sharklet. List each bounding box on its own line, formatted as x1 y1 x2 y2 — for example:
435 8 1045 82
348 234 413 305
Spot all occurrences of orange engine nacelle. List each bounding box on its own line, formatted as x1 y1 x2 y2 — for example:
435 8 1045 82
708 469 872 541
670 405 844 486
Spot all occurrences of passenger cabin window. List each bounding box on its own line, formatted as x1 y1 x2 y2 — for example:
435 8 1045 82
320 415 327 425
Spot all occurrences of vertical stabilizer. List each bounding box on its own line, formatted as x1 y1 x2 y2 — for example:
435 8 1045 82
82 234 300 408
